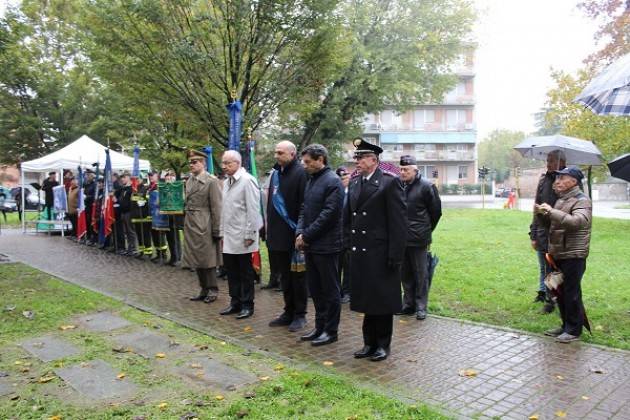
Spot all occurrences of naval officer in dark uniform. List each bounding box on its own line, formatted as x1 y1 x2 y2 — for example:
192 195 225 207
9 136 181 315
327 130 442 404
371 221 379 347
343 138 407 362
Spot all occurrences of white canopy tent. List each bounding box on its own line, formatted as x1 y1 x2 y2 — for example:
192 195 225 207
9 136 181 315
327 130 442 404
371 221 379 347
20 135 151 232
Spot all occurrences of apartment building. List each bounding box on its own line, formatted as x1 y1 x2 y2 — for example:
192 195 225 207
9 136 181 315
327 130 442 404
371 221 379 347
347 50 477 185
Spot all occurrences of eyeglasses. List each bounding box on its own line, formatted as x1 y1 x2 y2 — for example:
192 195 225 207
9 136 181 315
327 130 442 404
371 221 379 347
188 159 202 165
221 160 236 165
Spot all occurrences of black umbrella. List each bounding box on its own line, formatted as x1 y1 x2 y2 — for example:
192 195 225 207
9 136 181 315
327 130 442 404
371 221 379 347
427 252 439 289
607 153 630 182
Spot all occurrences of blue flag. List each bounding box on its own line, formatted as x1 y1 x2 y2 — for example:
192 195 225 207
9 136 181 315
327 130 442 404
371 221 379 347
203 146 214 174
227 100 242 151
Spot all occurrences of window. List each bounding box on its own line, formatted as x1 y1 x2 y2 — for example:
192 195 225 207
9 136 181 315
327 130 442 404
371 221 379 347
446 110 458 130
458 165 468 179
425 109 435 123
456 144 467 151
414 144 425 151
380 110 392 128
383 144 403 151
413 110 424 129
427 165 438 178
417 166 426 177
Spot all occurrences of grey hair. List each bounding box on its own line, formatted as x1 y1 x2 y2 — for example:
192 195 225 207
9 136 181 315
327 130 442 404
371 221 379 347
277 141 297 155
223 150 242 164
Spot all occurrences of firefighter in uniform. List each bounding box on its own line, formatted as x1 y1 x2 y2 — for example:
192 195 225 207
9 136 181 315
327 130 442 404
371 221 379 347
130 175 153 259
343 138 407 362
148 171 169 264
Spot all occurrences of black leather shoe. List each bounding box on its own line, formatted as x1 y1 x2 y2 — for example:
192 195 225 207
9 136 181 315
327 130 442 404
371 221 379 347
235 308 254 319
395 307 415 316
370 347 388 362
353 345 376 359
190 294 207 301
311 332 337 346
268 314 293 327
219 305 241 315
300 328 322 341
416 310 427 320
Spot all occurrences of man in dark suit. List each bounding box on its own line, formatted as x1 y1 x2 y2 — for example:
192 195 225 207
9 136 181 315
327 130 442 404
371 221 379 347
343 138 407 362
41 172 59 220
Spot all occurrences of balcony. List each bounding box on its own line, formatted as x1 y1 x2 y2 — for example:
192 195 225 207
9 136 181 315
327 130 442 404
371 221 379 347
381 150 475 162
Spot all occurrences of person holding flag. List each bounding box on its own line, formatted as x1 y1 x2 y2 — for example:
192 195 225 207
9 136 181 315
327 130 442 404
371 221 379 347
66 176 79 237
75 167 88 240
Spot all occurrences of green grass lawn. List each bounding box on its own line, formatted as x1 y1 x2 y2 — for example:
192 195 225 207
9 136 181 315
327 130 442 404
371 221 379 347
429 209 630 349
0 210 38 227
0 263 446 419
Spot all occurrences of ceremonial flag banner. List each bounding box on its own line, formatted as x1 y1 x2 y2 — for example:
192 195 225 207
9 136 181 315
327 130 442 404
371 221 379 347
203 146 214 174
76 167 87 239
131 145 140 192
158 181 184 214
53 185 67 213
227 100 242 151
248 139 263 276
100 149 115 243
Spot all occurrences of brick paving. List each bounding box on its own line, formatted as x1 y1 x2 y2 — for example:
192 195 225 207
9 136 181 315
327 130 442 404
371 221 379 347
2 231 630 419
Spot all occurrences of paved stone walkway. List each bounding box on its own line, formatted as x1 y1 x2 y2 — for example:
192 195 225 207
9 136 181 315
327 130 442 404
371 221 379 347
2 232 630 419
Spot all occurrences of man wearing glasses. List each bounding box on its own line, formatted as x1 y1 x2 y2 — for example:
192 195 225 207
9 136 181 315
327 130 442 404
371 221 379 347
219 150 262 320
183 150 223 304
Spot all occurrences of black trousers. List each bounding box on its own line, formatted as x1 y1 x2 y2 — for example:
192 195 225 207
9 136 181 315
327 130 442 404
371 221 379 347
270 250 307 318
401 246 429 311
196 268 218 296
337 249 351 297
305 253 341 335
67 213 77 236
151 229 167 253
362 314 394 351
556 258 587 336
223 253 255 310
44 204 54 220
112 209 125 251
266 246 283 287
166 216 182 263
133 222 152 254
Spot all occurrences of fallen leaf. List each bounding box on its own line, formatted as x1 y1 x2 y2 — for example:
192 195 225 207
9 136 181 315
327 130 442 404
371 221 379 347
195 344 208 350
528 415 539 420
399 319 408 324
322 361 334 366
155 353 166 359
112 346 133 353
14 361 23 365
59 325 76 331
259 376 270 381
581 396 590 400
508 333 521 339
555 410 567 418
195 372 204 378
3 305 15 312
116 373 126 380
215 395 224 401
22 310 34 319
20 367 30 373
158 402 168 410
243 326 253 332
38 375 55 383
458 369 478 377
180 399 192 406
254 335 264 339
220 341 227 346
555 375 564 380
595 325 603 331
190 363 203 369
274 364 284 371
590 367 605 374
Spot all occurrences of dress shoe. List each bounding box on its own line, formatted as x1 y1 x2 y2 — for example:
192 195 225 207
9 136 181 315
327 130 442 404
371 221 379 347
395 307 415 316
300 328 323 341
190 294 207 301
268 314 293 327
311 332 337 347
203 294 217 303
369 347 388 362
555 332 579 343
235 308 254 319
544 326 564 337
353 345 376 359
219 305 241 315
288 317 307 332
416 310 427 320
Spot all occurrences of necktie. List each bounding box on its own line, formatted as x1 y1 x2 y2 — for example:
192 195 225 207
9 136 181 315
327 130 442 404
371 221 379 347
229 176 234 186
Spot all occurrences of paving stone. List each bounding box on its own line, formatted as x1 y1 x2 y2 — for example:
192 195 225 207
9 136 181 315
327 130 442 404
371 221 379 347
170 356 257 391
0 377 15 397
55 359 137 401
76 312 132 332
110 329 190 358
21 335 80 362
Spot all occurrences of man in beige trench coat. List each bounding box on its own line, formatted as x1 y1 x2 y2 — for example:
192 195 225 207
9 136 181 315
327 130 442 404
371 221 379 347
183 150 223 303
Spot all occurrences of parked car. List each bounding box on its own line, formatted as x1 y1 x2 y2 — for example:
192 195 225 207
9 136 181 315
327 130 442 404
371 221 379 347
10 185 45 210
0 185 11 201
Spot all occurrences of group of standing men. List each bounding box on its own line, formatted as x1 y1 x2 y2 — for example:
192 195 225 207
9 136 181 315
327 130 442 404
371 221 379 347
184 138 441 362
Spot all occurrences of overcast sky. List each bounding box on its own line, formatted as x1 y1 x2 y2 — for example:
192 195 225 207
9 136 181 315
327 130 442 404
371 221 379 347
1 0 601 141
473 0 601 140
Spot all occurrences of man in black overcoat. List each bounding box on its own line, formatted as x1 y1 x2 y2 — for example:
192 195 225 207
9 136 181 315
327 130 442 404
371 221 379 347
343 138 407 362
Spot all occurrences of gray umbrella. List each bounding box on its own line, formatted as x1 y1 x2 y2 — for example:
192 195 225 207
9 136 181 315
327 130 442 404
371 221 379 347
514 135 603 165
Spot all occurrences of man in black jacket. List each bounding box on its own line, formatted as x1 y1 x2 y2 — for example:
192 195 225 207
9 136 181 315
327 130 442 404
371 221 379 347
398 155 442 320
296 144 344 346
83 169 97 244
529 150 566 313
266 141 309 332
116 173 137 255
41 172 59 220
